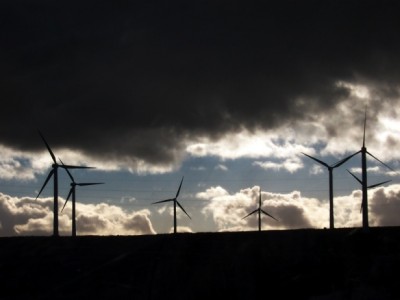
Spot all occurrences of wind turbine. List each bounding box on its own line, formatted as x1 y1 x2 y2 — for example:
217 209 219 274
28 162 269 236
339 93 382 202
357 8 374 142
36 130 93 237
346 109 394 230
242 187 278 231
152 176 191 234
60 160 104 237
301 152 358 229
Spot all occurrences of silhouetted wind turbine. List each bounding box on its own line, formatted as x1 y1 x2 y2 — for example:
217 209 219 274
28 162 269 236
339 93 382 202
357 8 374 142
36 130 93 237
60 160 103 237
152 176 191 234
242 187 278 231
346 109 394 230
302 152 358 229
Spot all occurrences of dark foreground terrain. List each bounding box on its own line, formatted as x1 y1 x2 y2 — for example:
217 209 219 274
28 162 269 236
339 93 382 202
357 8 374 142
1 227 400 300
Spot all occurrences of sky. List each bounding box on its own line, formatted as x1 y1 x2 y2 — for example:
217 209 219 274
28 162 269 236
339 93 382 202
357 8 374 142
1 0 400 236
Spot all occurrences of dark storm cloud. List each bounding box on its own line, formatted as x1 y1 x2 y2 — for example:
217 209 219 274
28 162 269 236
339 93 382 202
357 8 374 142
1 0 400 164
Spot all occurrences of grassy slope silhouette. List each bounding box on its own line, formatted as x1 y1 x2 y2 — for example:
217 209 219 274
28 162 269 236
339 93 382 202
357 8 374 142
1 227 399 300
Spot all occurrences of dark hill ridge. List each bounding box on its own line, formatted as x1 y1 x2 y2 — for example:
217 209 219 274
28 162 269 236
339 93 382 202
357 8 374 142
1 227 400 300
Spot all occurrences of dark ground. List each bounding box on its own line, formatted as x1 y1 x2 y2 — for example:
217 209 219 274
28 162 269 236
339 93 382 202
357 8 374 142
1 227 400 300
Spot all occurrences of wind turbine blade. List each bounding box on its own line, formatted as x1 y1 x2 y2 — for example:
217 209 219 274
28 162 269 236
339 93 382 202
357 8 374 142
176 201 191 219
176 176 184 198
346 169 362 185
332 151 361 168
301 152 329 168
152 198 175 205
366 151 395 172
38 130 56 164
36 169 54 199
242 209 258 220
368 180 391 189
61 165 94 170
77 182 104 186
261 209 279 221
66 188 73 201
59 159 74 182
363 107 367 148
61 189 73 212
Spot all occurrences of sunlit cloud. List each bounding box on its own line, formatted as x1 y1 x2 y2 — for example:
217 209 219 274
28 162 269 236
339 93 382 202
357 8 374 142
1 181 400 236
0 145 39 180
186 129 314 161
2 89 400 182
198 184 400 231
215 164 228 171
253 157 304 173
0 193 156 236
336 81 370 99
309 164 324 175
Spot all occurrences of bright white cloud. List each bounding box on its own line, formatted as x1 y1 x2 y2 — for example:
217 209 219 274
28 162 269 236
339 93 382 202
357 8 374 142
337 81 370 99
184 92 400 169
197 184 400 231
310 164 324 175
186 129 314 165
0 193 156 236
348 165 394 176
1 182 400 236
215 164 228 171
253 156 304 173
0 145 39 180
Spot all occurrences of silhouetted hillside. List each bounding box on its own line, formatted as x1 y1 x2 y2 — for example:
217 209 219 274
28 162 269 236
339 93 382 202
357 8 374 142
1 227 400 300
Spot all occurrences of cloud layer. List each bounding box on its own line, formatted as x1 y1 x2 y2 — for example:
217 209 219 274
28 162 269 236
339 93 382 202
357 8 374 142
1 0 400 173
199 184 400 231
0 193 156 236
1 183 400 236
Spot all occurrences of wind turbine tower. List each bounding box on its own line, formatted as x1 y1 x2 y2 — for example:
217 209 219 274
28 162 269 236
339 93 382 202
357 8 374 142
347 110 393 230
61 160 103 237
302 152 357 229
152 176 191 234
36 131 92 236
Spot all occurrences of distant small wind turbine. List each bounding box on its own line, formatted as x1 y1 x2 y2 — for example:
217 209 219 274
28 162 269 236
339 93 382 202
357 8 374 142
302 152 357 229
346 108 394 230
36 130 93 237
152 176 191 234
60 159 104 237
242 187 278 231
